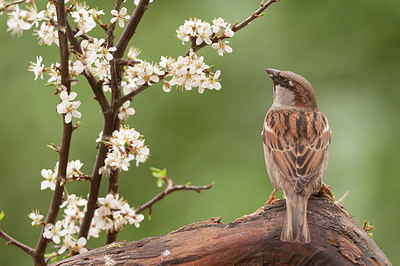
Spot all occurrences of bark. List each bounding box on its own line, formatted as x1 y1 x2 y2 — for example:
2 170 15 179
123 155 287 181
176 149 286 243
52 196 391 266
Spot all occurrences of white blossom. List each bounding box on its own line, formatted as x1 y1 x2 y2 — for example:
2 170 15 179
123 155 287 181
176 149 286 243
40 168 56 190
127 46 141 61
118 100 135 120
212 17 228 33
28 210 44 227
43 221 63 244
56 90 82 124
58 236 87 255
71 3 96 37
47 63 61 87
28 56 45 80
6 5 31 37
26 6 46 28
110 7 130 28
211 40 233 56
92 194 144 233
103 126 149 173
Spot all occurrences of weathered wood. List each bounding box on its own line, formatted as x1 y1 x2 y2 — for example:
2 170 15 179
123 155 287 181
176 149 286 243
52 196 391 265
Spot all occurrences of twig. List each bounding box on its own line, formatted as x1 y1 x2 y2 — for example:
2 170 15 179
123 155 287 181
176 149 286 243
0 0 27 12
135 178 214 215
232 0 278 32
114 0 150 59
34 1 73 264
0 229 34 256
335 191 350 205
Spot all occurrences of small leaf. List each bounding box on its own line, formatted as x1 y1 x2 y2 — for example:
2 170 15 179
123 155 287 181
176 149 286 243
0 211 4 222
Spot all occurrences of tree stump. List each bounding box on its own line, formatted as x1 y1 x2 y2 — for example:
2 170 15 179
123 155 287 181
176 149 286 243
52 196 391 265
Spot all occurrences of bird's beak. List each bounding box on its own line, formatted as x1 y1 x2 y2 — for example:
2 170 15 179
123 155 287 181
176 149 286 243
265 68 280 81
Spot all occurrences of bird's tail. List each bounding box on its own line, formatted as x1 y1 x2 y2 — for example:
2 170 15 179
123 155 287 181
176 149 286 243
281 192 310 243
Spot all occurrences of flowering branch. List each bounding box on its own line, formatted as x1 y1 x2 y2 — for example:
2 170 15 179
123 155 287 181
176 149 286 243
190 0 278 54
136 178 215 216
34 1 73 264
118 0 278 107
0 229 34 256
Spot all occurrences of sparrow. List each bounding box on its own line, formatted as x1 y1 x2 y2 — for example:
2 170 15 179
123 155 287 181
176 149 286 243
262 68 331 243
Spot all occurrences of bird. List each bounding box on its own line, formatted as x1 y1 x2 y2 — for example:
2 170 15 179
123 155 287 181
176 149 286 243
262 68 331 243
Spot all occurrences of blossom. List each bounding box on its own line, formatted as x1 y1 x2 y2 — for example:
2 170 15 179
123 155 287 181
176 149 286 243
118 100 135 120
71 3 96 37
40 168 56 190
159 56 175 70
26 6 46 28
195 21 213 45
67 160 84 179
92 194 145 233
127 46 141 61
28 56 45 80
43 221 63 244
223 26 234 38
212 17 228 33
56 90 82 124
58 235 87 255
128 61 163 86
103 126 149 172
162 80 171 92
6 5 31 37
28 210 44 227
47 63 61 87
199 70 221 93
211 40 233 56
110 7 130 28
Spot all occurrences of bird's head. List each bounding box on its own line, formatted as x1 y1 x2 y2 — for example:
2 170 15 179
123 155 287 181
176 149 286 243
265 68 317 109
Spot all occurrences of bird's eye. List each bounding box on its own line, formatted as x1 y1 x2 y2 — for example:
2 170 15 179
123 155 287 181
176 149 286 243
281 77 291 88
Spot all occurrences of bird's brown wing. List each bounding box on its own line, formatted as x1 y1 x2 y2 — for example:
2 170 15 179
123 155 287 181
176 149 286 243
263 109 331 194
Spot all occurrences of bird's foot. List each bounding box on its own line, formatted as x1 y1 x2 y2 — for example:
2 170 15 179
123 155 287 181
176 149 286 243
265 188 278 205
319 182 334 200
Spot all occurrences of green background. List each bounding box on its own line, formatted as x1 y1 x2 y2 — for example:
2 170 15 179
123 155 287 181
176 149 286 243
1 0 399 264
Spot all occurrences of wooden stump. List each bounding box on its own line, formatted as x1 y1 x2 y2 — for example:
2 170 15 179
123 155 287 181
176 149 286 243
52 196 391 265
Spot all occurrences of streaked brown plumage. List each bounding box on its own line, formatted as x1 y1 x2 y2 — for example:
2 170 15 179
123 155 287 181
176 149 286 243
262 68 331 243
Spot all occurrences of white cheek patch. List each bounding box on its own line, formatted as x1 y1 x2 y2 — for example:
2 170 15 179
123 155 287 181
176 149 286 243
273 85 295 107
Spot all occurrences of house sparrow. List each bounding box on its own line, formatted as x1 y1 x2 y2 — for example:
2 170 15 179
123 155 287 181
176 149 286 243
262 68 331 243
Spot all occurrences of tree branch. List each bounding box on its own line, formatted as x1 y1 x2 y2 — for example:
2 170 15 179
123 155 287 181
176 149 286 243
135 178 214 215
0 229 34 256
52 197 392 266
114 0 150 59
34 1 73 264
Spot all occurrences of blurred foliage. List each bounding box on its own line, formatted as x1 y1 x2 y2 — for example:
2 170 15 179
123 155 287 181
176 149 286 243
0 0 399 264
